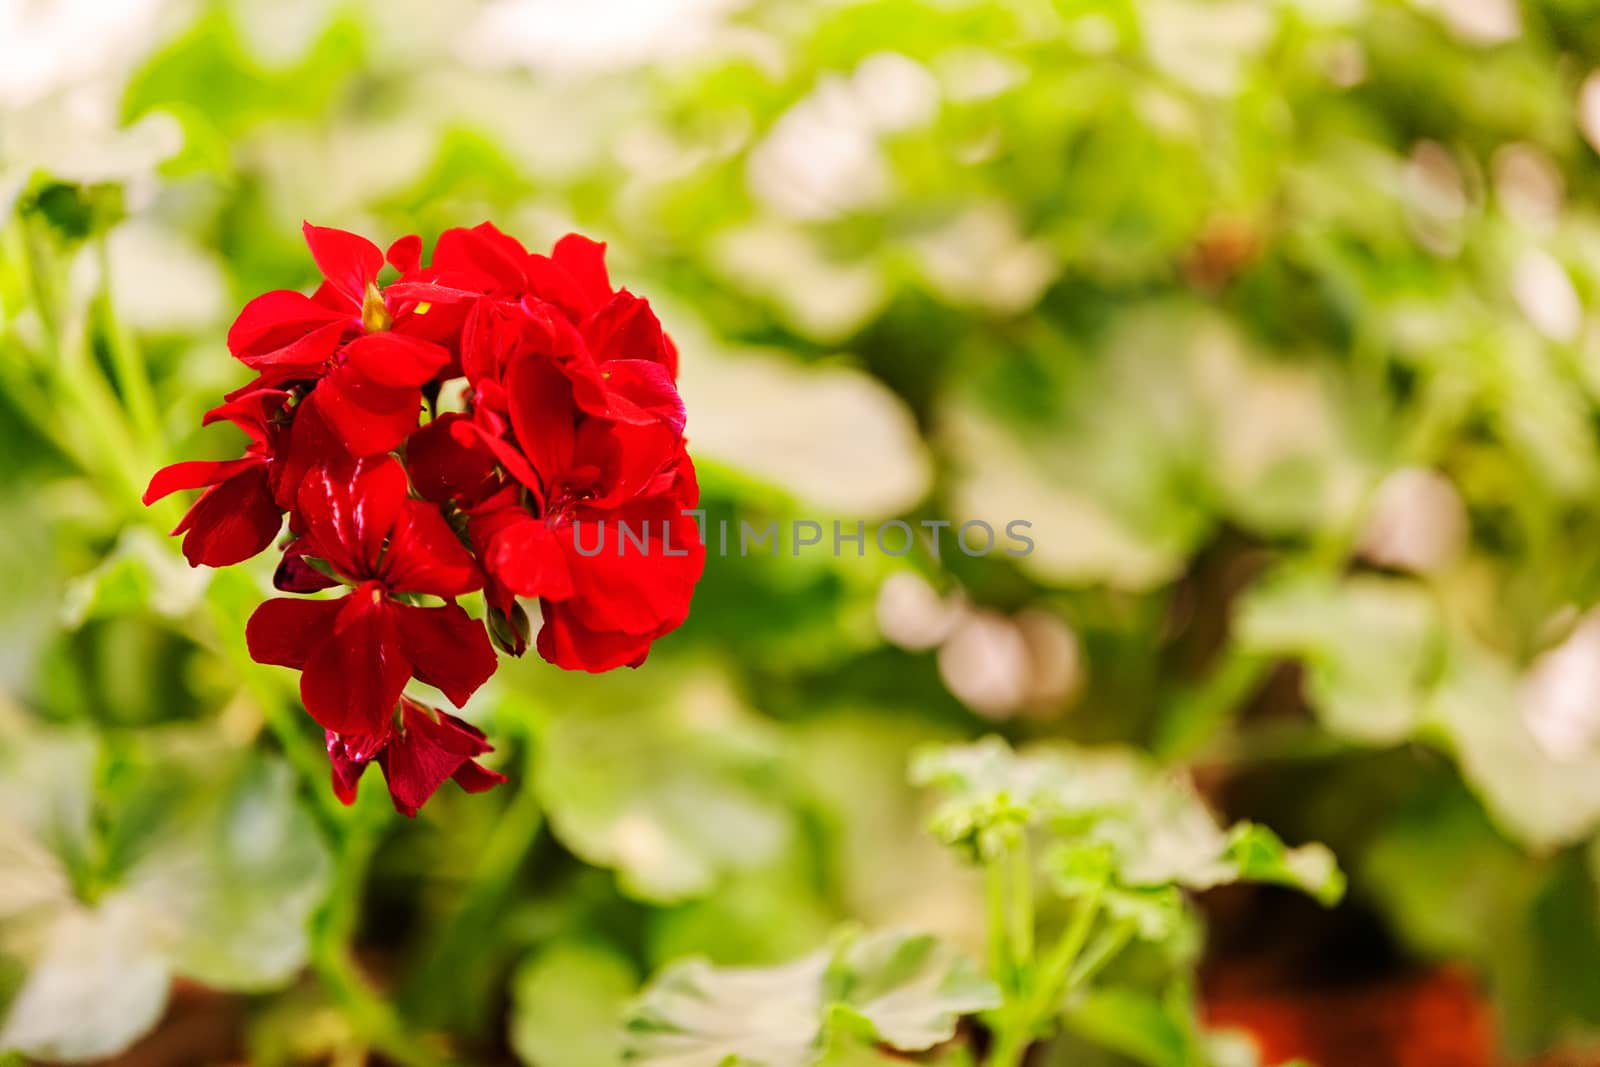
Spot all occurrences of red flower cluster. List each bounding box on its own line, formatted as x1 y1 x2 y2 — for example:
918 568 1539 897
146 223 703 814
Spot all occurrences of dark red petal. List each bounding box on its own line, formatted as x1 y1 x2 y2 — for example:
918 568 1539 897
295 455 408 579
300 592 410 735
270 397 348 511
273 537 340 593
535 600 657 673
551 233 612 310
378 702 502 815
381 499 483 598
302 222 384 306
392 602 498 709
386 234 423 275
483 511 574 601
311 366 424 457
144 457 258 506
458 418 544 496
505 355 577 492
201 388 290 446
327 729 388 806
341 332 451 388
246 596 343 670
178 466 283 567
406 413 497 504
452 760 507 794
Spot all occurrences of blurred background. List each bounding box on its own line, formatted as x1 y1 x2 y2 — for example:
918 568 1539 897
5 0 1600 1064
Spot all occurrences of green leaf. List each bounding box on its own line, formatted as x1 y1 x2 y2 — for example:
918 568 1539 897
511 940 639 1067
123 759 329 989
625 947 831 1067
624 929 998 1067
0 721 329 1061
1060 986 1193 1067
824 931 999 1050
1427 641 1600 851
917 737 1345 906
0 894 171 1062
537 674 794 903
1233 571 1442 743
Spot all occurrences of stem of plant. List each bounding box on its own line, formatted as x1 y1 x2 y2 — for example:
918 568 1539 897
312 820 452 1067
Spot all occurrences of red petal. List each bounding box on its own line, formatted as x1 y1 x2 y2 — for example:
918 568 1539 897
201 388 290 447
452 759 507 794
300 592 409 734
303 222 384 307
406 413 497 504
381 499 483 598
386 234 422 275
295 455 408 579
310 366 424 457
379 703 501 815
392 602 498 708
480 510 574 600
535 600 657 673
144 457 258 506
433 224 529 292
551 233 612 310
505 356 577 492
227 290 346 363
563 496 703 637
177 465 283 566
341 332 450 388
600 359 686 437
583 292 666 366
270 398 348 510
246 596 343 670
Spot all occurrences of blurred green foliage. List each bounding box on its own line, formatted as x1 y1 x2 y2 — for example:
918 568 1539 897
5 0 1600 1063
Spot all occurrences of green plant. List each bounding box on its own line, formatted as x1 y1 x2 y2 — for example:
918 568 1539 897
624 737 1342 1067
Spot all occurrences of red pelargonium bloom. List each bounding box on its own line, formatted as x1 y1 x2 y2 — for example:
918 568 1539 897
245 457 496 735
142 388 291 566
470 358 703 672
148 220 701 815
389 224 682 430
327 697 505 817
227 223 450 455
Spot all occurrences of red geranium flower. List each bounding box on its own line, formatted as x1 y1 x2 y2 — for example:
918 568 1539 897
142 388 291 566
327 696 506 817
148 220 701 814
227 223 451 455
470 358 703 672
245 457 496 735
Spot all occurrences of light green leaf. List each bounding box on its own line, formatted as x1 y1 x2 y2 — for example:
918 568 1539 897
0 721 329 1061
124 759 329 989
919 738 1345 907
1060 986 1193 1067
511 940 638 1067
1234 571 1442 743
624 930 998 1067
825 931 999 1050
0 894 171 1063
1426 643 1600 851
537 675 793 903
625 947 831 1067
